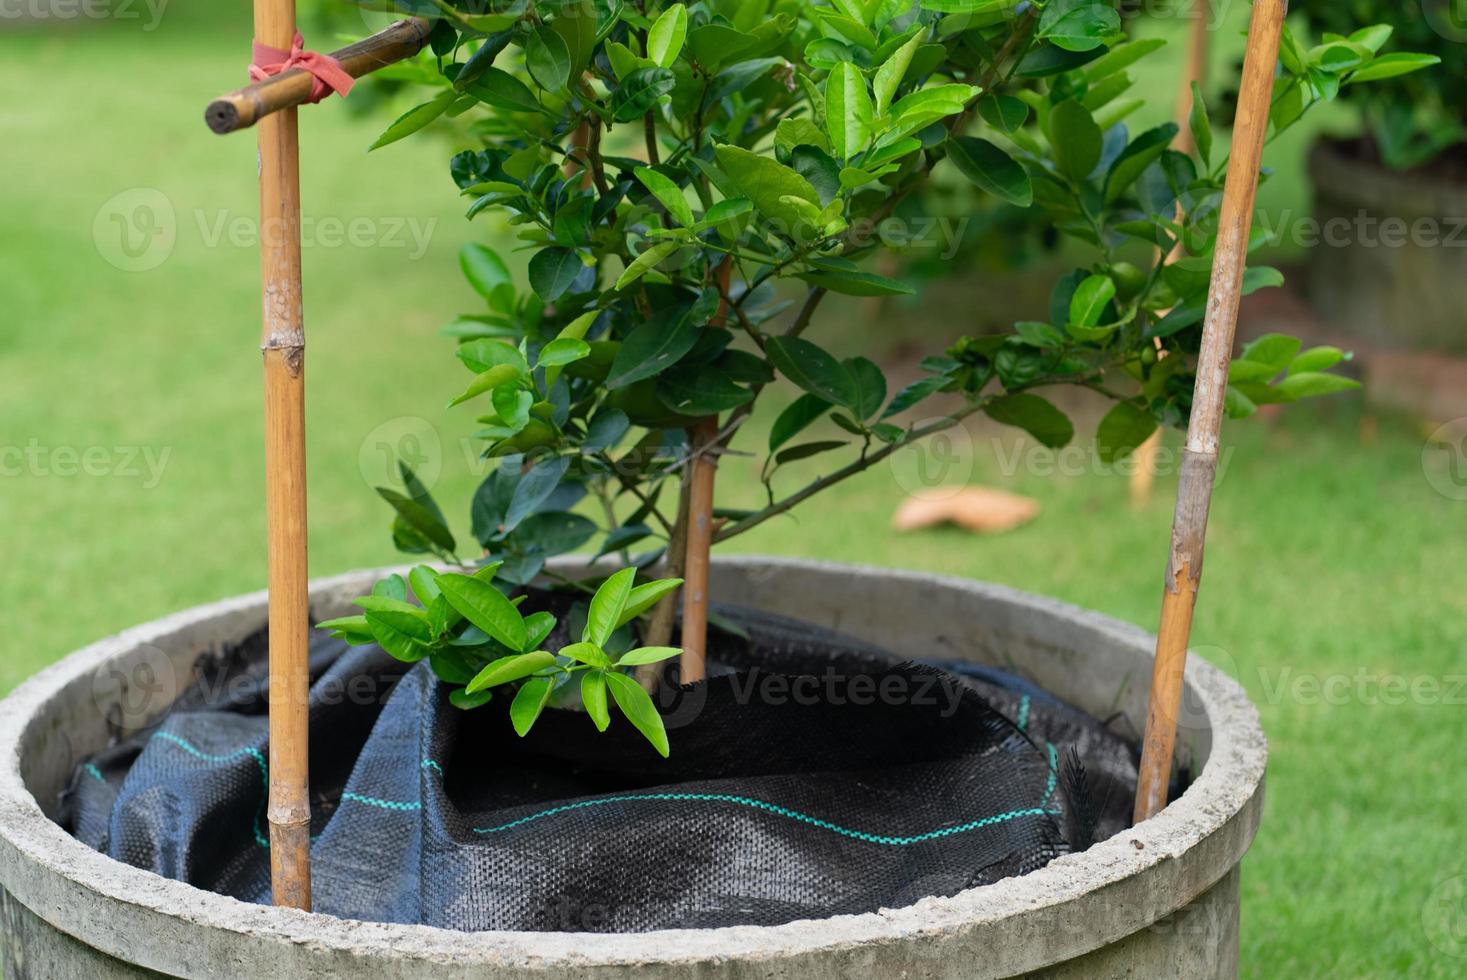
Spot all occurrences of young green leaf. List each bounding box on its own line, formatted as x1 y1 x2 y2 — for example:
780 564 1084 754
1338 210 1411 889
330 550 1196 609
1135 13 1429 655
646 4 689 69
560 641 613 668
634 166 694 227
605 670 670 757
610 67 677 122
1347 53 1441 85
614 240 681 291
873 33 922 115
466 651 557 694
1069 275 1116 328
536 338 591 368
581 670 611 731
509 676 554 736
714 144 823 234
437 573 527 651
584 567 637 646
616 647 682 666
369 91 455 151
449 687 495 710
616 578 684 626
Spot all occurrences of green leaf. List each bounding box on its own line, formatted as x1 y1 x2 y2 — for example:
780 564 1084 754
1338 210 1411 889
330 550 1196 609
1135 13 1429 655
606 300 704 387
1348 25 1393 54
316 614 374 645
657 366 754 416
1069 275 1116 328
797 265 914 296
1039 1 1121 52
1083 37 1165 81
1048 100 1102 182
449 363 521 407
463 68 542 114
1289 346 1346 375
1272 372 1361 400
504 455 570 532
407 565 442 605
459 243 512 300
364 610 430 664
978 94 1029 133
526 25 571 91
616 578 683 626
882 375 947 419
509 676 554 736
1188 81 1212 168
634 167 694 227
524 611 556 651
611 67 677 122
376 485 456 554
647 4 688 68
770 392 830 450
537 338 591 368
581 671 611 731
1241 333 1302 373
1015 320 1067 348
466 651 557 694
1104 123 1179 204
585 567 636 646
558 641 613 668
714 144 822 234
1347 53 1441 85
528 247 583 301
766 336 859 408
615 240 681 290
459 338 530 375
513 511 597 557
617 647 682 666
437 573 527 651
775 440 847 465
605 671 669 757
1095 402 1158 464
874 33 922 115
948 136 1033 207
845 356 886 421
369 91 454 150
985 393 1074 448
449 688 495 710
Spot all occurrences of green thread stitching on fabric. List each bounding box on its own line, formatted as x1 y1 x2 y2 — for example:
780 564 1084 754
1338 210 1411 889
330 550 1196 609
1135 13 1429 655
341 791 422 813
152 731 270 848
83 763 106 784
471 794 1051 845
421 759 443 776
1016 695 1031 732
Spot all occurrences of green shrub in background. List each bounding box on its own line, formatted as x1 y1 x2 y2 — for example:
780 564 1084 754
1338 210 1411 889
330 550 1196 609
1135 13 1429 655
1297 2 1454 170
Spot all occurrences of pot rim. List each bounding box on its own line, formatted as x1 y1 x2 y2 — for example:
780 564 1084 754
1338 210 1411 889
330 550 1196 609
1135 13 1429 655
0 557 1266 976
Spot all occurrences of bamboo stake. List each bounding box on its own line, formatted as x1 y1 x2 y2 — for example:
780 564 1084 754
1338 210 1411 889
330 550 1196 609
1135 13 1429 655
1133 0 1287 824
1131 0 1211 508
255 0 312 910
205 17 431 135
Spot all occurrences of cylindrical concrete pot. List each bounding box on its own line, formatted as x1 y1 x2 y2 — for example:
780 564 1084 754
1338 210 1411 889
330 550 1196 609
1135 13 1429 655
1306 139 1467 356
0 558 1266 979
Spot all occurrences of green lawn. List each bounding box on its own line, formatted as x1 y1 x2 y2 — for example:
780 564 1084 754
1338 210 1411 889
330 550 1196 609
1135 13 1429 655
3 9 1463 978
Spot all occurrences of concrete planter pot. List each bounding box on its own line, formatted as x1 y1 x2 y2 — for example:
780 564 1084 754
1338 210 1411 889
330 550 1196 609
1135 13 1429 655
0 558 1266 979
1306 139 1467 355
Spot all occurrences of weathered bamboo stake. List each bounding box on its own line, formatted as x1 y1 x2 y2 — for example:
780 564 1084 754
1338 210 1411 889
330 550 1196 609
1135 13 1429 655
677 258 733 685
205 17 431 134
1130 0 1211 508
255 0 312 910
1133 0 1287 823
